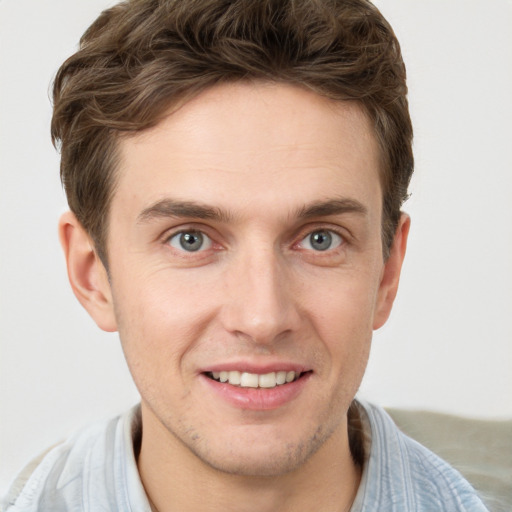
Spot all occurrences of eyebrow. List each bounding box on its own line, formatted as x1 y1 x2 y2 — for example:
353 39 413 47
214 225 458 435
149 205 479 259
137 199 232 224
296 198 368 219
137 197 367 224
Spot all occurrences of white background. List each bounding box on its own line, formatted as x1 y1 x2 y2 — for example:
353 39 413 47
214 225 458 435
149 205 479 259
1 0 511 495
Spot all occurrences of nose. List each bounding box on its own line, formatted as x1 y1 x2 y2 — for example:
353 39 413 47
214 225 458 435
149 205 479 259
219 246 301 346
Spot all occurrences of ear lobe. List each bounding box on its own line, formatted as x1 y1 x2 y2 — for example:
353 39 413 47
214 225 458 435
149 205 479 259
373 213 410 330
58 211 117 332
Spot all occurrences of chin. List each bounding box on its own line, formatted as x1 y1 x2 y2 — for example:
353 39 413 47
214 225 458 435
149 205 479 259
200 448 314 478
186 422 333 478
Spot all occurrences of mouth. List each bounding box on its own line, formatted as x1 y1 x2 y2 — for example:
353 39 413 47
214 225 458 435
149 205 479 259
204 370 310 389
201 367 313 410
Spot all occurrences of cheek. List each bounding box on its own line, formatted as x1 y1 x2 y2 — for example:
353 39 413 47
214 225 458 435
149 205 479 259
114 262 217 330
302 269 378 375
306 267 380 333
111 270 218 382
314 289 373 407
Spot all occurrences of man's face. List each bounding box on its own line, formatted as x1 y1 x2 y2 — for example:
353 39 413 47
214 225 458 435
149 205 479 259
101 82 402 476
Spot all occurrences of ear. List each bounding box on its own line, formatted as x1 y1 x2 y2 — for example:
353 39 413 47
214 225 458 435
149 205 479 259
373 213 410 330
58 211 117 332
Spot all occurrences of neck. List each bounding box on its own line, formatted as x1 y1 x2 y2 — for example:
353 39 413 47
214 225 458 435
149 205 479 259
137 404 362 512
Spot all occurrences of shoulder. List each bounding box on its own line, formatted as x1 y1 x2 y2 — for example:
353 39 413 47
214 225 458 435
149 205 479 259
353 401 489 512
1 406 148 512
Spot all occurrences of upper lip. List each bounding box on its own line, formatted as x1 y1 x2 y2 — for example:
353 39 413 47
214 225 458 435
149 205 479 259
199 361 310 375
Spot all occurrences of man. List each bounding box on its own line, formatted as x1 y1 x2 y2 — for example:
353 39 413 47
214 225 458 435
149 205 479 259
2 0 488 511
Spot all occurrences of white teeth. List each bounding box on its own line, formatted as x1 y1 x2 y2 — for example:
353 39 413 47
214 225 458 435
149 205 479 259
210 370 299 388
240 372 259 388
259 372 277 388
228 371 241 385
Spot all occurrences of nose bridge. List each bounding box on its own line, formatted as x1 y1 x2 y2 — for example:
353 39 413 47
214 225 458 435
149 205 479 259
221 241 299 344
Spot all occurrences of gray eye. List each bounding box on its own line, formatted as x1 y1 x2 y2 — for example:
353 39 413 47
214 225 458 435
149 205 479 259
169 231 212 252
301 230 343 251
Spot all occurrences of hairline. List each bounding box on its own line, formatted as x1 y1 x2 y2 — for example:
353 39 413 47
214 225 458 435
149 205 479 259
92 80 395 269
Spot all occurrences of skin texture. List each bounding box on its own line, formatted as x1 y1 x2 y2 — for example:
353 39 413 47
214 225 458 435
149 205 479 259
59 82 409 512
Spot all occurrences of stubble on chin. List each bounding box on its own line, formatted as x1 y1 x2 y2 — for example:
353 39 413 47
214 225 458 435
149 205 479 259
163 412 346 479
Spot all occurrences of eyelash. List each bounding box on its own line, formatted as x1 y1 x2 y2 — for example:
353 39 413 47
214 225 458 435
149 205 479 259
164 228 216 255
162 224 349 256
292 224 350 259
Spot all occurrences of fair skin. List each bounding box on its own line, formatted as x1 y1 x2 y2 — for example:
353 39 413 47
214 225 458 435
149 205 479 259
59 82 409 512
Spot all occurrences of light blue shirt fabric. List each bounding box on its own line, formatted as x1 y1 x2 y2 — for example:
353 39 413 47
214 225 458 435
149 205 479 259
351 401 488 511
1 401 488 511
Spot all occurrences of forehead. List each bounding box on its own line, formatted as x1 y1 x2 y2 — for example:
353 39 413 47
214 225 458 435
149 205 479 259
114 82 381 220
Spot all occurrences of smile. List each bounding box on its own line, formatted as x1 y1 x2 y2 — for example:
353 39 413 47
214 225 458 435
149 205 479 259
206 370 303 388
201 368 313 410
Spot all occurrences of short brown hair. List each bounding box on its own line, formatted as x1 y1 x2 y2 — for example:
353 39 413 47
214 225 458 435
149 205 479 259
52 0 413 264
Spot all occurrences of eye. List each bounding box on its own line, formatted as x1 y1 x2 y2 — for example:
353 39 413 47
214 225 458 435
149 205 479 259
299 229 343 252
168 230 212 252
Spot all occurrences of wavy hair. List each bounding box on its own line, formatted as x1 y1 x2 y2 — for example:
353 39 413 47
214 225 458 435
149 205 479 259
52 0 413 264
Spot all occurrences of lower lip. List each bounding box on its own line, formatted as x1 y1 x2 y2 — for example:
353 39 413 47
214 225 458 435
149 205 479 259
200 373 311 411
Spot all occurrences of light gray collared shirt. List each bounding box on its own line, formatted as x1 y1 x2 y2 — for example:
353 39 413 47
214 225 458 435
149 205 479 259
1 401 488 511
